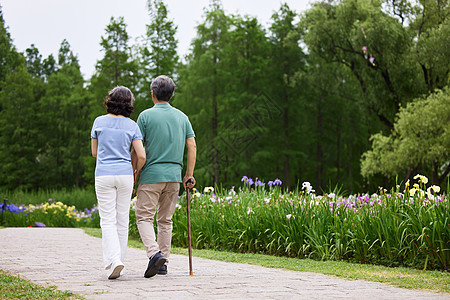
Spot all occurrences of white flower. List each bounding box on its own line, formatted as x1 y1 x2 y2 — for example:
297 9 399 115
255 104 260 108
264 197 270 204
176 203 182 210
328 193 335 199
228 187 236 196
302 182 315 194
130 197 137 210
286 214 295 220
247 207 254 215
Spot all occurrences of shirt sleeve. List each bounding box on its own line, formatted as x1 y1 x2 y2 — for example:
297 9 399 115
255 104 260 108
133 122 143 141
90 119 98 139
185 117 195 139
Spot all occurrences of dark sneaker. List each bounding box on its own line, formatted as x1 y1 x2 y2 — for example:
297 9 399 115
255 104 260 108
144 251 166 278
157 264 167 275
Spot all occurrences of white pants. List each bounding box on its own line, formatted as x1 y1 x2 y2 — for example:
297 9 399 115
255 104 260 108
95 175 133 269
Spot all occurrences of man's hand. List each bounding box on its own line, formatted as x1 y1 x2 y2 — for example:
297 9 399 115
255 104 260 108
183 176 196 190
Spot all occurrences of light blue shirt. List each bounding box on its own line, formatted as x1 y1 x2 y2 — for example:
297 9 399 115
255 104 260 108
91 115 142 177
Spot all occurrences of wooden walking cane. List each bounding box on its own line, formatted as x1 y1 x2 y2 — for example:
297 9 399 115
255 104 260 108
186 179 194 276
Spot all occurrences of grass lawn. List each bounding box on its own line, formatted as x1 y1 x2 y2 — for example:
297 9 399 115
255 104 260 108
83 227 449 294
0 269 81 300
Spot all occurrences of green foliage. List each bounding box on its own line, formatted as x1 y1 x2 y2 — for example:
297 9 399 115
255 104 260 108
0 65 45 190
361 87 450 185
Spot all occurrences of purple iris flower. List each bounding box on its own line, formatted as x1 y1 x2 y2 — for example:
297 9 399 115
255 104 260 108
35 222 46 228
273 178 282 186
241 176 248 182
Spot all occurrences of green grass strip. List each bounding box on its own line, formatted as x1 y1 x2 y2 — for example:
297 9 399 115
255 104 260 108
0 269 82 300
83 227 449 294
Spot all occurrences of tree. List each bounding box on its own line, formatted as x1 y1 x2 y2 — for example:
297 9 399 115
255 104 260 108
141 0 178 79
268 3 305 188
37 40 90 188
408 0 450 92
135 0 179 114
0 5 23 85
89 16 139 119
361 87 450 186
0 65 44 189
174 0 230 185
301 0 416 130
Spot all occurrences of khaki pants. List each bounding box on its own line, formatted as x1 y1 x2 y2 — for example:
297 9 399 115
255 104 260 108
135 182 180 263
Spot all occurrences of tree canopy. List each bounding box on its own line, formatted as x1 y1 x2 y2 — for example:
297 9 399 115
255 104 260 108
0 0 448 192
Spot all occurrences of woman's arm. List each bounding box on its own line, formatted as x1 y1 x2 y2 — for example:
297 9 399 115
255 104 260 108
132 139 146 183
91 139 98 157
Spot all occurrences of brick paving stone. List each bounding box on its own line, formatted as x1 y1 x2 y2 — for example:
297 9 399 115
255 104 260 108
0 227 448 299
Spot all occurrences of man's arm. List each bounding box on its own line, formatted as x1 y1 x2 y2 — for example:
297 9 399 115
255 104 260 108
183 137 196 190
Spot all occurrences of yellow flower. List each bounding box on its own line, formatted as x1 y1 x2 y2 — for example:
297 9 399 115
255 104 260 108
409 188 417 197
414 174 428 184
413 183 420 189
405 180 410 188
427 185 440 194
203 187 214 194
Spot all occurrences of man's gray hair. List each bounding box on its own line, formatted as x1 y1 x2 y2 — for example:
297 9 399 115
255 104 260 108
150 75 175 101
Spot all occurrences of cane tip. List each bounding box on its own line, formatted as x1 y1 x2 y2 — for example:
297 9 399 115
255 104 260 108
189 272 193 277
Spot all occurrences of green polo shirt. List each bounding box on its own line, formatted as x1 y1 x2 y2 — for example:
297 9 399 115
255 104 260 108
137 102 195 184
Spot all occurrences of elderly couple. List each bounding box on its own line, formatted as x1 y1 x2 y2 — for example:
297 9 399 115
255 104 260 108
90 75 197 279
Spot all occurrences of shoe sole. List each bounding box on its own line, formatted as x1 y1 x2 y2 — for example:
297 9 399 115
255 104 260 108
144 257 166 278
108 264 124 280
157 269 167 275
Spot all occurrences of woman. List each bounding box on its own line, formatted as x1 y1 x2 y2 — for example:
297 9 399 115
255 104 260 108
91 86 146 279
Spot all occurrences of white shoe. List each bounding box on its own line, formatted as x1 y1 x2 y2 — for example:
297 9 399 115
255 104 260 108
107 262 124 280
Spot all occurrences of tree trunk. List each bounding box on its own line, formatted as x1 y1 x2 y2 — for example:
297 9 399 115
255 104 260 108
316 93 323 190
211 32 219 185
283 99 290 188
336 113 342 182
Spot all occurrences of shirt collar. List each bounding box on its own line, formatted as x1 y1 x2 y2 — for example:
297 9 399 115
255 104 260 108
154 102 171 107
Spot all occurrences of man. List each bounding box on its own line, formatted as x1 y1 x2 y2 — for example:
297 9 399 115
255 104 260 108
132 75 196 278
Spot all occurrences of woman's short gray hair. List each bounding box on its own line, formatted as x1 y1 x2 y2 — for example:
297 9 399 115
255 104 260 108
150 75 175 101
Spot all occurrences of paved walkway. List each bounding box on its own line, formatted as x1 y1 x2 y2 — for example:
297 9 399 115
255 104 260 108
0 228 448 299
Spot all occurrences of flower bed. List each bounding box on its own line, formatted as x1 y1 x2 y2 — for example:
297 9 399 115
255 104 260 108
0 200 100 228
168 175 449 270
